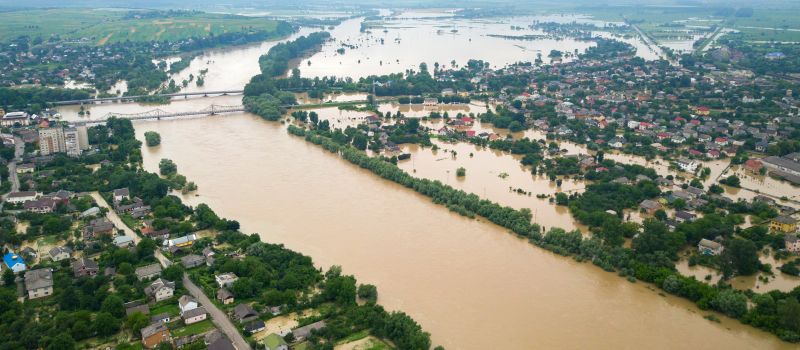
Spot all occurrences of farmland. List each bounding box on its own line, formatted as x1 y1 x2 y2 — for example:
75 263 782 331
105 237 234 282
0 9 283 44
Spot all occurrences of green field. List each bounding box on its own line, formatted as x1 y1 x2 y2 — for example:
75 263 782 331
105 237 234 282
0 9 282 44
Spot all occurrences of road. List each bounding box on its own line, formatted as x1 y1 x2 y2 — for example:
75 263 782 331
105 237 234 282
91 191 248 349
183 274 251 350
2 135 24 195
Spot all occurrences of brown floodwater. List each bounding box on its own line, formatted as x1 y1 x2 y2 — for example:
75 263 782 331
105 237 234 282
124 112 794 350
53 15 800 349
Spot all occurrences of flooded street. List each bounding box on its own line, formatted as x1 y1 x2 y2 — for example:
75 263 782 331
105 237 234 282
54 13 800 350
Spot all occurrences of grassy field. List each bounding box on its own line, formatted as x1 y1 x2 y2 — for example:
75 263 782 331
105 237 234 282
0 8 282 44
171 319 215 337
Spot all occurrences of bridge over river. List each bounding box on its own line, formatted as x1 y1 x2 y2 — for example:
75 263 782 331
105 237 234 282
72 104 246 125
51 90 244 105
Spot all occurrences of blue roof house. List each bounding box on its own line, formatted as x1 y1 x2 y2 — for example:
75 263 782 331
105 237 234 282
3 252 27 273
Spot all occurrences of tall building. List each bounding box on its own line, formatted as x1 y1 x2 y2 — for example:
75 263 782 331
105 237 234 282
39 127 65 156
41 126 89 157
65 126 89 157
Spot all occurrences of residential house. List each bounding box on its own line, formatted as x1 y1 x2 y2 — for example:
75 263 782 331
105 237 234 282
785 235 800 253
232 303 258 323
135 263 162 281
770 216 798 233
144 278 175 302
206 334 236 350
180 254 205 269
141 323 171 349
639 200 662 214
23 198 57 213
24 268 53 299
48 246 72 261
113 188 130 202
182 306 207 325
215 272 238 288
113 235 135 248
73 258 99 277
675 211 697 223
178 295 199 314
125 301 150 317
677 158 699 173
291 320 327 342
217 289 234 305
83 218 115 239
698 239 724 255
151 313 171 324
165 233 197 248
243 319 266 334
3 252 26 273
262 333 288 350
203 247 215 266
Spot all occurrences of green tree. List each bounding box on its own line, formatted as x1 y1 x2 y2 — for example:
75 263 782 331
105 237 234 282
158 158 177 176
144 131 161 147
46 333 75 350
720 238 760 276
101 295 125 318
125 312 150 334
94 312 121 336
711 289 748 318
357 284 378 303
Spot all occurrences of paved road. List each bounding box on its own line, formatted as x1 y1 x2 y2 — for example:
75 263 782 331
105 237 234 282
184 273 251 350
92 191 246 349
2 135 24 195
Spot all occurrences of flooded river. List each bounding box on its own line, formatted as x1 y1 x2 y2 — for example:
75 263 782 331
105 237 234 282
55 13 800 350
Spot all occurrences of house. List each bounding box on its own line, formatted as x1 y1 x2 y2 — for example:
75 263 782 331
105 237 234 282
243 319 266 334
675 211 697 223
125 302 150 317
203 247 216 266
180 254 205 269
639 199 662 214
785 235 800 253
23 198 58 213
84 218 115 239
5 191 39 204
207 334 236 350
291 320 327 342
178 295 199 314
676 158 698 173
48 246 72 261
770 216 798 233
217 288 234 305
144 278 176 302
262 333 288 350
113 235 135 248
141 322 171 349
232 303 258 323
182 306 208 325
24 268 53 299
1 111 30 127
113 188 130 202
744 159 763 174
79 207 101 218
135 263 162 281
698 239 724 255
73 258 99 277
165 233 197 248
151 312 171 324
3 252 26 273
215 272 238 288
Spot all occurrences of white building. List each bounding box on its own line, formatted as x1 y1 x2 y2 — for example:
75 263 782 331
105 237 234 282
0 111 30 127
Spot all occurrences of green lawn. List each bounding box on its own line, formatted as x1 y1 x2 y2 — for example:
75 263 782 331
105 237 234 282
171 319 215 337
150 303 180 317
0 9 282 44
